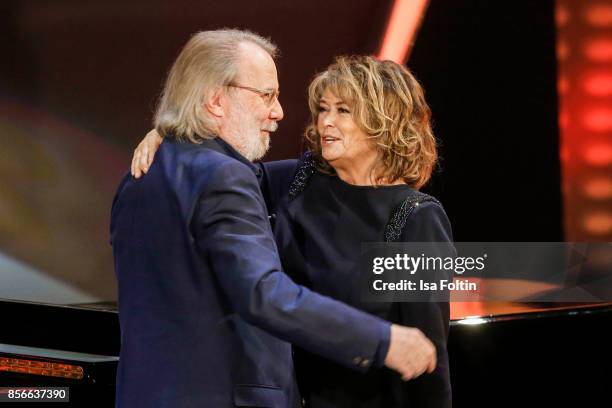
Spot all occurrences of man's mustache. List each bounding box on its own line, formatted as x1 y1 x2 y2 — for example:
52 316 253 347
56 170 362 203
263 122 279 132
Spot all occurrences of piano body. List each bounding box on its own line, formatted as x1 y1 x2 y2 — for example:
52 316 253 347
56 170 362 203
1 300 611 406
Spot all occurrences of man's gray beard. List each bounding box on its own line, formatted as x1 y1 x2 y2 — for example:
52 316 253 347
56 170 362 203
248 132 270 161
225 103 271 161
228 126 269 161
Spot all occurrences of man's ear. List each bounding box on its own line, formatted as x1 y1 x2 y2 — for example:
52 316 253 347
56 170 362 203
205 87 226 118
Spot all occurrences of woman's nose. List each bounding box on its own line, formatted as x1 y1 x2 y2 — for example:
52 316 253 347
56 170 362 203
322 112 335 127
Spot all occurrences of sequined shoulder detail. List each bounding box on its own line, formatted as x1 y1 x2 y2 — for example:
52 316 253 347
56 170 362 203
288 152 316 200
384 192 441 242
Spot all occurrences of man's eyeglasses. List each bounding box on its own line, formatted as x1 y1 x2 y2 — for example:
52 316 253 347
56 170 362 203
228 83 280 107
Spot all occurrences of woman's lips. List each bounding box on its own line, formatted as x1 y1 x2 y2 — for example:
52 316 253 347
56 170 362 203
322 136 340 145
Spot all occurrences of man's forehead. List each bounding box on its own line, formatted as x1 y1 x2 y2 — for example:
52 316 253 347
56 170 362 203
235 42 279 88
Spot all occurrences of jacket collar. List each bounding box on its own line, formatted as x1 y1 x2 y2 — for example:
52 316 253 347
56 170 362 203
200 136 263 179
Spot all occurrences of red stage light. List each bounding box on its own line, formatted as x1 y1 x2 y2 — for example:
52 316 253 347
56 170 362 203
558 0 612 240
556 4 570 27
557 40 570 61
558 110 570 130
584 73 612 97
377 0 430 63
584 178 612 199
583 212 612 235
583 143 612 166
584 4 612 27
582 108 612 131
560 144 570 163
584 38 612 62
558 75 570 95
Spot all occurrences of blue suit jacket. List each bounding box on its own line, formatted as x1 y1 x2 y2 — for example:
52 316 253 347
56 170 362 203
110 137 390 408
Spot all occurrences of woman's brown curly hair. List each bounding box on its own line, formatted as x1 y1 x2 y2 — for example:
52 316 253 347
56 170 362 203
304 55 437 189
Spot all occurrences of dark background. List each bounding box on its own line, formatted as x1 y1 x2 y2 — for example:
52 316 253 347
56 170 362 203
0 0 562 302
413 0 563 241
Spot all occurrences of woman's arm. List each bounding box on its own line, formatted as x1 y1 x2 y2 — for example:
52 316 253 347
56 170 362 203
396 201 453 406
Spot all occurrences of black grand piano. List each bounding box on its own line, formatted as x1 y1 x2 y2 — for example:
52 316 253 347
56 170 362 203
1 299 611 407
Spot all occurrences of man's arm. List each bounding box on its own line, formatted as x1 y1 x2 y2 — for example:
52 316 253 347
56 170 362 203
193 159 435 377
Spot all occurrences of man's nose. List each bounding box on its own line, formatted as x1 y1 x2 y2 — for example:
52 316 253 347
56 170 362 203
270 98 284 121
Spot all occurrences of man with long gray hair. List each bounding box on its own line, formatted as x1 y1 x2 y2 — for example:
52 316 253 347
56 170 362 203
111 29 435 407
